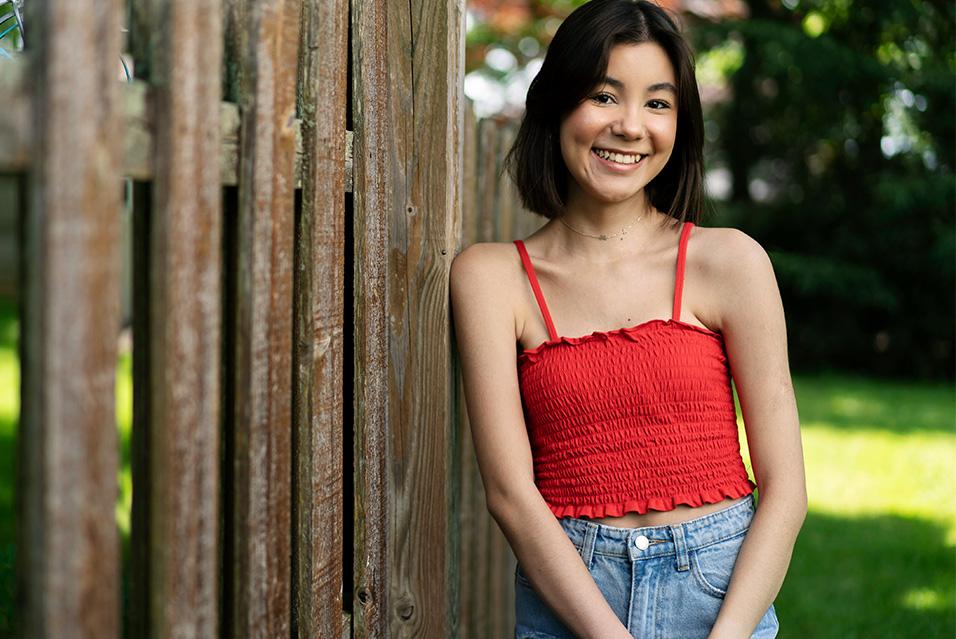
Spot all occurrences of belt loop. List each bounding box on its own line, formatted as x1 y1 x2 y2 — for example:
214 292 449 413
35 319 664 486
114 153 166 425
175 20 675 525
668 523 690 572
579 522 598 569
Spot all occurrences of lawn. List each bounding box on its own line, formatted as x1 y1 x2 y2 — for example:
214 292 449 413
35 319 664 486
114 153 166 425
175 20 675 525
0 295 953 637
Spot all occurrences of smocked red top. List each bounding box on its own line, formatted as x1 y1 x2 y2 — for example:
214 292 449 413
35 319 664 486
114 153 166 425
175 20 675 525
513 221 756 519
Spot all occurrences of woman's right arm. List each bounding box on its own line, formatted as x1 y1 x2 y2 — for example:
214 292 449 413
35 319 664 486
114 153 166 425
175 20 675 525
449 243 632 639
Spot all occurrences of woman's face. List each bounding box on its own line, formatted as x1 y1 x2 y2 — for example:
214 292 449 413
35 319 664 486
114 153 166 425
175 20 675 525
558 41 679 208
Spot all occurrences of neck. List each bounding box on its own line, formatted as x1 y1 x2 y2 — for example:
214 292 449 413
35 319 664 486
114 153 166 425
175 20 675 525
552 191 670 262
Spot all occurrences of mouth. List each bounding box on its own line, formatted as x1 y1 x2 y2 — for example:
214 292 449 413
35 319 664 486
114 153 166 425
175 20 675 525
591 147 648 169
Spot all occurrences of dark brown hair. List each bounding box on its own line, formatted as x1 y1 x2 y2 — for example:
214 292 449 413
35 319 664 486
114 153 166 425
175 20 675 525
503 0 705 224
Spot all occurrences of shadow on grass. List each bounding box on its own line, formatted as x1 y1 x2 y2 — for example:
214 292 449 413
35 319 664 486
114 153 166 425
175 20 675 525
0 416 15 638
792 373 955 436
777 508 955 638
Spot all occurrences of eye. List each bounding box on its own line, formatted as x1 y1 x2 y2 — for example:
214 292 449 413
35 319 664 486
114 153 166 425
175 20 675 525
590 92 615 105
648 99 672 110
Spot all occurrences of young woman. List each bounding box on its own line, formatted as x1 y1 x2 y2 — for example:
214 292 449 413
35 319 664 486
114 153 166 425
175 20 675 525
450 1 807 637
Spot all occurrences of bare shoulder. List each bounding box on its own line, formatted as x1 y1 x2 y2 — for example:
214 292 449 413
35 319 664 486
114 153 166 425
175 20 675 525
451 241 518 279
450 240 523 338
688 225 778 327
450 241 522 301
691 225 772 273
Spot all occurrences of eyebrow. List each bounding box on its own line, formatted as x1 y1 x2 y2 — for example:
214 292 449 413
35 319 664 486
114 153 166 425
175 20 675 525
599 76 677 95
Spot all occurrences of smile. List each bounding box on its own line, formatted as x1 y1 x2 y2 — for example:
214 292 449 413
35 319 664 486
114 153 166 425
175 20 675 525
591 147 647 169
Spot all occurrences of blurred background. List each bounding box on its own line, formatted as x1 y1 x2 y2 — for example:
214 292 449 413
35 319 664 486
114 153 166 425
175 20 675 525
462 0 955 636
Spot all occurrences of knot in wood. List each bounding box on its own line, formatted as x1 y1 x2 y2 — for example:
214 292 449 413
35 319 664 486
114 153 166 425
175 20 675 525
397 602 414 620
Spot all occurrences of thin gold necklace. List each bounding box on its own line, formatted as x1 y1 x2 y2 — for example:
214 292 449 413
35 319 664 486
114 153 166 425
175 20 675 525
558 212 644 241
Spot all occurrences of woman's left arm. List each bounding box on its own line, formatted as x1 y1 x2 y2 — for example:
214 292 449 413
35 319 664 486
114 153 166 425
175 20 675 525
706 229 809 639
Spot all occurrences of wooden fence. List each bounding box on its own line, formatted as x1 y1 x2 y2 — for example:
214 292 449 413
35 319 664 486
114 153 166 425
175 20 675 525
0 0 543 636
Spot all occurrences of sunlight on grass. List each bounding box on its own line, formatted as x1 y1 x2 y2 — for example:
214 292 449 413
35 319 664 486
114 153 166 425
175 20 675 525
798 423 955 533
729 374 956 636
116 350 133 537
0 316 18 549
902 586 948 611
732 375 956 541
0 340 134 537
0 347 17 424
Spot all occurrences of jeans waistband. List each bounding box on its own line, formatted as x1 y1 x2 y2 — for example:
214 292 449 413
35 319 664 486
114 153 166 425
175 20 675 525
558 494 756 568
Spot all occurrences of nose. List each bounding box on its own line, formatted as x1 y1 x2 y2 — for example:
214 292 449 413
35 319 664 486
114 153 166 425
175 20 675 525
612 104 646 140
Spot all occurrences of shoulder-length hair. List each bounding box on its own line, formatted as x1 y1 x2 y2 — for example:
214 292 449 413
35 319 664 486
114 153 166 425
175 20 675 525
503 0 705 225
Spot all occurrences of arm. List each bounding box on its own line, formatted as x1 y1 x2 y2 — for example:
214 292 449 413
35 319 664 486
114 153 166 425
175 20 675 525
704 229 809 639
450 243 632 639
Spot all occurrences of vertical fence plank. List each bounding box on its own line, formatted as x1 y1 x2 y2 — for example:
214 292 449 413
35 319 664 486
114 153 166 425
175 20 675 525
403 2 465 633
352 0 465 635
137 0 224 635
474 115 504 639
496 120 518 242
350 0 391 633
455 111 545 636
456 105 506 639
19 1 123 637
230 2 300 635
461 103 478 249
293 0 348 635
455 100 481 639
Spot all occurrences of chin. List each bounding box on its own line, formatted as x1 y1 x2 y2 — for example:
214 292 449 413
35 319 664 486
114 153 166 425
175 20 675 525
586 186 646 204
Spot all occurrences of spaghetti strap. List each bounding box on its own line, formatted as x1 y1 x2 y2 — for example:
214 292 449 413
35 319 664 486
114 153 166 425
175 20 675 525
672 221 695 322
513 240 558 341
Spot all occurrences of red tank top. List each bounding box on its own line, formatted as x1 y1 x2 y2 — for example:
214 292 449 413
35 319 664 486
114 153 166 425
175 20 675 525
513 221 756 519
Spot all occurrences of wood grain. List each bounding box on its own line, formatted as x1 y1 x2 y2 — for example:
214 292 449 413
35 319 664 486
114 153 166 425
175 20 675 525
292 0 349 636
0 59 354 192
19 1 124 636
128 0 225 635
352 0 465 635
229 2 300 635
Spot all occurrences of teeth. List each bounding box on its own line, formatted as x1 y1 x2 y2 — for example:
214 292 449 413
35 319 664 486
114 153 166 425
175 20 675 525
594 148 644 164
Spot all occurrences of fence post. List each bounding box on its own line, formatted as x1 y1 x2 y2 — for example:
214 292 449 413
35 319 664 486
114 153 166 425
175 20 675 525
351 0 465 635
127 0 224 635
18 1 124 636
226 2 300 636
292 0 349 635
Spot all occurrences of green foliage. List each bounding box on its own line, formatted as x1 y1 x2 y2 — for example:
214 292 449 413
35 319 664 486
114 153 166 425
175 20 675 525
691 0 954 379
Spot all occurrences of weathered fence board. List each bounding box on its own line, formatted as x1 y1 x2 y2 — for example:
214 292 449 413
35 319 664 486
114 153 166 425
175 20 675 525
0 57 358 192
227 2 301 636
350 0 391 634
292 0 349 635
454 112 547 638
18 1 124 637
127 0 224 636
351 0 465 635
4 0 534 635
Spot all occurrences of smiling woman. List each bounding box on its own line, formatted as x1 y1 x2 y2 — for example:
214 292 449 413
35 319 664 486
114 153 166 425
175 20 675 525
450 1 807 638
559 41 678 207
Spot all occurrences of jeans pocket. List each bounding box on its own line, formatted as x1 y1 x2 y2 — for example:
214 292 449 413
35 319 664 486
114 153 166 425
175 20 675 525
514 560 578 638
689 529 748 599
515 560 533 588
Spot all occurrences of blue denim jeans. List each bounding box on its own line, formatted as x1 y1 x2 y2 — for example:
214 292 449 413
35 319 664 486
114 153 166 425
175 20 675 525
514 494 779 638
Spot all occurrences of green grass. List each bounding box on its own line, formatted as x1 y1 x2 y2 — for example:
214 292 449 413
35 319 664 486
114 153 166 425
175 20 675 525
0 296 953 637
735 373 956 637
